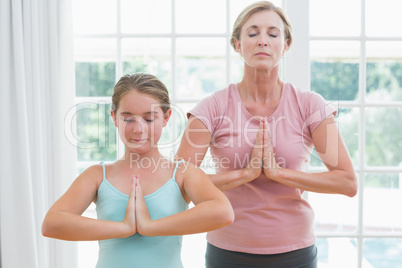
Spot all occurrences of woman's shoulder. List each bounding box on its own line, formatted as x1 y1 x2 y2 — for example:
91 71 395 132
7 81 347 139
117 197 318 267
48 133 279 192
284 82 315 100
188 84 237 123
283 82 336 124
284 82 329 102
215 83 238 98
201 83 238 102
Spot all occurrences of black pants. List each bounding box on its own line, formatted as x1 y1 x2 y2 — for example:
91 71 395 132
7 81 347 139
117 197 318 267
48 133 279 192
205 243 317 268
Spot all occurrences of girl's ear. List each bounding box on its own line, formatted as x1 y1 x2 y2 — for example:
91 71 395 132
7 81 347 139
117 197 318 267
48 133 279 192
163 109 172 127
111 110 118 127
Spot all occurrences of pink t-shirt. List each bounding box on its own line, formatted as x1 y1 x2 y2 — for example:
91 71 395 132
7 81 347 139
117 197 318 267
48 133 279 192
188 83 337 254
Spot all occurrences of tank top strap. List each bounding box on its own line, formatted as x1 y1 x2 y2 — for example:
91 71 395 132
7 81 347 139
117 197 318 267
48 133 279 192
100 162 106 181
172 159 185 181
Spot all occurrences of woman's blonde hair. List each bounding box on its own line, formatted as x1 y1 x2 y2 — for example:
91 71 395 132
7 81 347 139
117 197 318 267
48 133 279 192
230 1 293 52
111 73 170 114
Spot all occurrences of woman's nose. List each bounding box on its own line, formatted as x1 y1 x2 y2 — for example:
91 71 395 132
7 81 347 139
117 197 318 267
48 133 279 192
258 37 268 47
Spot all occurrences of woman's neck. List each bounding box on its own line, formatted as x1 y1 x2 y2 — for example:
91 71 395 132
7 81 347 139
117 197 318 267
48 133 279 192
238 66 283 103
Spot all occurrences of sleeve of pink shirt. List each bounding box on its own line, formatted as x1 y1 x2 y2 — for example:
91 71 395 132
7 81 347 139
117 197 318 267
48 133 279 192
187 88 228 134
189 84 337 140
301 90 338 134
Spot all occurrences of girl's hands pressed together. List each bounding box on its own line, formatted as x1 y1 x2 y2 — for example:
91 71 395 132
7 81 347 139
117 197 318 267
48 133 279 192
134 176 153 236
121 176 137 237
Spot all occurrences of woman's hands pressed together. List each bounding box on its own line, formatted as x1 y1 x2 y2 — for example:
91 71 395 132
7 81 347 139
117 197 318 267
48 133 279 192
246 117 281 181
246 115 357 197
262 117 281 179
245 119 263 180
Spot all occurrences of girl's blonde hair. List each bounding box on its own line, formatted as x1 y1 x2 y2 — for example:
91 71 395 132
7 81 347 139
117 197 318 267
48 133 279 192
112 73 170 114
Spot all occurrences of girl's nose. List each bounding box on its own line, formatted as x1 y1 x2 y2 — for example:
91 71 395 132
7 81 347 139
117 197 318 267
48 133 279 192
132 121 144 134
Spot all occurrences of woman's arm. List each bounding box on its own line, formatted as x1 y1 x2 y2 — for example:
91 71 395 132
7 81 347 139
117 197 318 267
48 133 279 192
263 115 357 197
41 165 137 241
135 163 234 237
176 116 263 191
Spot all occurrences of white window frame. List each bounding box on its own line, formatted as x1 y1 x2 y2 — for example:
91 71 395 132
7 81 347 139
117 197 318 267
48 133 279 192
299 0 402 267
73 1 402 267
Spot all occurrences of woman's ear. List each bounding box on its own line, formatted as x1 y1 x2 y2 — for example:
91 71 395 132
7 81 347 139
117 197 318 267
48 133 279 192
282 39 289 57
163 109 172 127
234 39 242 56
111 110 118 127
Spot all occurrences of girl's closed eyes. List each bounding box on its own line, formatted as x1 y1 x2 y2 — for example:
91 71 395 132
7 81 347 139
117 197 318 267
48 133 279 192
120 111 159 123
123 117 155 123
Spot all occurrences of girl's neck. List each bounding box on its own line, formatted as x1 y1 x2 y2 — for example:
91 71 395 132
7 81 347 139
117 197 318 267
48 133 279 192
121 147 164 165
115 148 170 176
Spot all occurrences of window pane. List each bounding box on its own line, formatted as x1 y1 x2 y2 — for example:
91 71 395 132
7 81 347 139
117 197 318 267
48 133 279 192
310 41 360 101
173 102 196 144
76 102 117 161
75 62 115 97
338 108 359 167
366 41 402 102
78 203 98 268
175 0 225 34
366 0 402 37
364 173 402 234
316 238 358 267
121 0 171 34
157 124 176 158
74 38 116 97
230 49 244 83
74 38 117 60
310 0 360 36
309 192 358 234
176 38 226 100
365 108 402 166
72 0 116 34
158 102 188 156
182 233 206 268
363 238 402 268
122 38 172 90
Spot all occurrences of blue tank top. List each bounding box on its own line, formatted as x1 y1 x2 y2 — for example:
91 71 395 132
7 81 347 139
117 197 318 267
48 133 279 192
95 161 188 268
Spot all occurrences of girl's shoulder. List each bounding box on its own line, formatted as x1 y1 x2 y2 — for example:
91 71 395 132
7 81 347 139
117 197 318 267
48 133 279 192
77 163 105 188
175 160 207 183
78 161 122 189
173 161 205 203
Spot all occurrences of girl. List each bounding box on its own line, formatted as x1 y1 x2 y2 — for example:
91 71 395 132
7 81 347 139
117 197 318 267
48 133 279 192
42 73 234 268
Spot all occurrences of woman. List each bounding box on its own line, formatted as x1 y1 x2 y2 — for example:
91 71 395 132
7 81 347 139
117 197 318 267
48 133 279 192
176 1 357 267
42 73 234 268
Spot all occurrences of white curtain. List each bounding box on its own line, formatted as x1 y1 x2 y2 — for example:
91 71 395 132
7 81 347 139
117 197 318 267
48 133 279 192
0 0 77 267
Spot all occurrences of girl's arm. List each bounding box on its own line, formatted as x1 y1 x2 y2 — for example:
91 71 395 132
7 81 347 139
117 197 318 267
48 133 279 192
263 115 357 197
135 163 234 237
41 165 136 241
176 116 263 191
